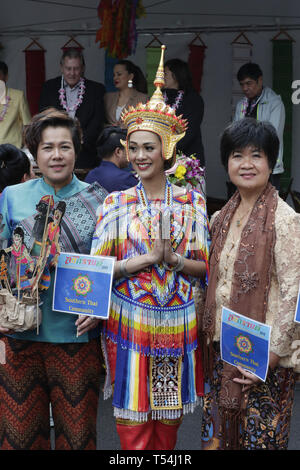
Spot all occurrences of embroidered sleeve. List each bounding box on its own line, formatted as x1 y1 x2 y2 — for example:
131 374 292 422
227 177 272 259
270 203 300 358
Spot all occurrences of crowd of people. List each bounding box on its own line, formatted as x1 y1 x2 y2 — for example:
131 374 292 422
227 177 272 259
0 43 298 452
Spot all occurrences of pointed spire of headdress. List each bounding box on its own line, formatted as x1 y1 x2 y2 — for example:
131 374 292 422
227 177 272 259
120 44 188 162
149 44 166 107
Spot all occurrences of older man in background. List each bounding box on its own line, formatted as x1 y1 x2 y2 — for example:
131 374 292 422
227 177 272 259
39 48 106 169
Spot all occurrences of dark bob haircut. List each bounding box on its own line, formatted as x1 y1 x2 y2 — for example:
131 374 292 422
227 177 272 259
220 118 279 171
96 126 127 161
237 62 263 82
164 58 194 93
0 144 31 191
23 107 82 161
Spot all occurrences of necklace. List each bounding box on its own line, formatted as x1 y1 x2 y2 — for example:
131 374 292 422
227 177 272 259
235 206 252 227
136 179 173 246
241 92 262 117
58 77 85 113
0 92 11 122
163 90 184 110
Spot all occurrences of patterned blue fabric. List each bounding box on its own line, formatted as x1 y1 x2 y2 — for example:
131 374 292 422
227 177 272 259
0 176 107 343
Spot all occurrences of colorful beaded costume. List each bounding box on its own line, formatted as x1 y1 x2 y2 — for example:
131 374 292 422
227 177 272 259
91 183 209 420
91 45 209 422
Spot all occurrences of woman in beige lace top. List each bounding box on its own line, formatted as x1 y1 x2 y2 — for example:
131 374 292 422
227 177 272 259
104 60 148 126
200 118 300 450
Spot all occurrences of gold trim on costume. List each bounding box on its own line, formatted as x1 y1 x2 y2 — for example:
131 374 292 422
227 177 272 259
116 416 152 426
159 416 183 426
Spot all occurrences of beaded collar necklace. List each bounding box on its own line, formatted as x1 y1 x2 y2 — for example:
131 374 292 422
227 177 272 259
58 76 85 114
0 90 11 122
136 179 173 246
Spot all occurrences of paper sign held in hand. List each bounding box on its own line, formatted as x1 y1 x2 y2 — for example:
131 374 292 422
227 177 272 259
221 306 271 382
53 252 115 319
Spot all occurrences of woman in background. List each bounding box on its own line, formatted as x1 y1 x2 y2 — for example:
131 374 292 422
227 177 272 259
0 143 35 193
164 58 205 166
104 60 148 126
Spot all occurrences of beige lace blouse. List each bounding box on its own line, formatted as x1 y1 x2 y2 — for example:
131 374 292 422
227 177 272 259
212 197 300 371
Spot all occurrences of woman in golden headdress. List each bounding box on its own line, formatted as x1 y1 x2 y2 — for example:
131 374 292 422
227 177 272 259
91 46 210 450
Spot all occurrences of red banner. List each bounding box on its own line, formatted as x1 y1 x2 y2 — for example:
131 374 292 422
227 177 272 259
24 49 45 117
188 44 206 93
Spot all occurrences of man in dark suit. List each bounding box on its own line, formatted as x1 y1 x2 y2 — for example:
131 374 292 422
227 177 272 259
39 48 105 169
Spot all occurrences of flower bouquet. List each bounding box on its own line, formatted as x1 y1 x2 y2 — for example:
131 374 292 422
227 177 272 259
165 152 206 197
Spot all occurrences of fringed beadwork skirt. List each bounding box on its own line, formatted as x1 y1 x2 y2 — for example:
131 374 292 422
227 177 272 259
101 289 204 422
201 343 296 450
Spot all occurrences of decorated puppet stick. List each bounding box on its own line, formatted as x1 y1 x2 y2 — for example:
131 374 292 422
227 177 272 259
31 197 54 292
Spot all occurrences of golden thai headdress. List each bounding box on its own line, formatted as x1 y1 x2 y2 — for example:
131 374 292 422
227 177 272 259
121 45 188 162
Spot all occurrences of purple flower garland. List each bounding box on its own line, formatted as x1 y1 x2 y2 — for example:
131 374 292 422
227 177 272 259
58 77 86 113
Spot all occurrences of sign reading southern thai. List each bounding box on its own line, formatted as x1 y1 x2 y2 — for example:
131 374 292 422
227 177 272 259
221 306 271 382
53 252 115 319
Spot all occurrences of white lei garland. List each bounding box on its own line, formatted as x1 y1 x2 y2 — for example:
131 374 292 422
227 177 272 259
58 76 85 113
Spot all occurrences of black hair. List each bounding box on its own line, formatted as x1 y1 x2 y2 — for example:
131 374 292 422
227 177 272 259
220 118 279 171
13 226 25 242
96 126 127 161
164 154 176 171
0 61 8 78
115 60 148 94
23 108 82 161
237 63 263 82
164 59 194 93
0 144 31 191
